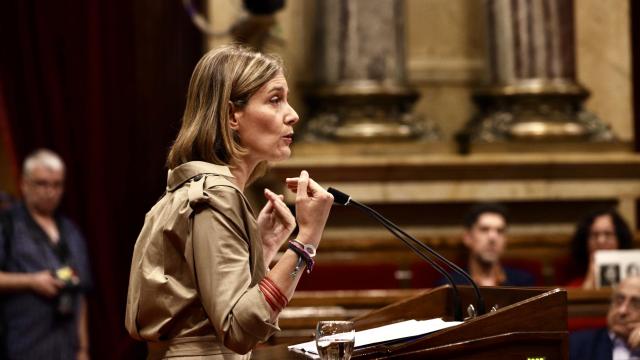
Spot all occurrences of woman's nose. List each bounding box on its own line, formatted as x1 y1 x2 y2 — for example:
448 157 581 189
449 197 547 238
285 103 299 125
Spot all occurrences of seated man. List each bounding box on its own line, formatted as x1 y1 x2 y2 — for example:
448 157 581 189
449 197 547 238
570 276 640 360
437 203 534 286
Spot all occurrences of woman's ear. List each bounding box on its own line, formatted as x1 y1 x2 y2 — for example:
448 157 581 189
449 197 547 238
228 101 240 130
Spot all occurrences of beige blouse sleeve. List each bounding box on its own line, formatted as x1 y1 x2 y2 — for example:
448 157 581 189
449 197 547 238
191 185 279 354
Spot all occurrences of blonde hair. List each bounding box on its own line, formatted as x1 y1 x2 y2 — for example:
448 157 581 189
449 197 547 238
22 149 65 178
166 45 283 174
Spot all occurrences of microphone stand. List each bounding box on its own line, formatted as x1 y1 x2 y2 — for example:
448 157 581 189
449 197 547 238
327 187 486 321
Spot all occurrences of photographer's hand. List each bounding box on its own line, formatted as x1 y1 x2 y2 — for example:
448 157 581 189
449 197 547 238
30 270 64 298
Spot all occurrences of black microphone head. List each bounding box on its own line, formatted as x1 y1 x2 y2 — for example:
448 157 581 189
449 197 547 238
327 187 351 206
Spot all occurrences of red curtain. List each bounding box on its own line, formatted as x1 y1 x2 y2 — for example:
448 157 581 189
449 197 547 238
0 1 203 358
0 82 20 196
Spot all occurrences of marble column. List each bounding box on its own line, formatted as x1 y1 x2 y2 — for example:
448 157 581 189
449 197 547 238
459 0 614 147
304 0 437 141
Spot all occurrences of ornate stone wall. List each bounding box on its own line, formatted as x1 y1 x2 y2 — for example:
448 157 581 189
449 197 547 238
204 0 632 144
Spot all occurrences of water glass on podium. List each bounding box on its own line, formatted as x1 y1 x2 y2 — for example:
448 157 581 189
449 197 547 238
315 320 355 360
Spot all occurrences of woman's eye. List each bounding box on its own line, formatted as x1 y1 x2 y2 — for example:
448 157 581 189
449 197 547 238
270 96 281 104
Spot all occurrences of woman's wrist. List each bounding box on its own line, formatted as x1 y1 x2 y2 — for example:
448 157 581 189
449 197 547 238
290 239 317 257
295 229 321 249
262 246 279 268
288 240 315 274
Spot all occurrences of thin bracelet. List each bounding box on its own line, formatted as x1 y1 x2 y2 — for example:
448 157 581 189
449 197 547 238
290 239 317 258
288 241 315 273
290 255 304 278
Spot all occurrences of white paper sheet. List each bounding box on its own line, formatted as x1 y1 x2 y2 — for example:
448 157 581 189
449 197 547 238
287 318 462 358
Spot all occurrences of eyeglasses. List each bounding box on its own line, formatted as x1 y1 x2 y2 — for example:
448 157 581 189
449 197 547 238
611 293 640 311
28 179 64 190
588 231 616 241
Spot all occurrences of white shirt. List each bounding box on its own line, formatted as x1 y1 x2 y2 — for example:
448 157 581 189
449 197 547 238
610 331 640 360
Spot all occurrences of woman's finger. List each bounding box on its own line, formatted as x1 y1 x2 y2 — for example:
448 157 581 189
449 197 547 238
305 177 325 195
264 188 279 200
261 189 277 213
286 178 299 190
286 179 326 197
265 189 284 204
296 171 309 199
266 189 293 216
265 189 287 208
260 199 274 216
272 199 295 224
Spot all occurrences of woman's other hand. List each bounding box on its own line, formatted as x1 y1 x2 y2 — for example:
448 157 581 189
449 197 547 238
257 188 296 266
286 170 333 248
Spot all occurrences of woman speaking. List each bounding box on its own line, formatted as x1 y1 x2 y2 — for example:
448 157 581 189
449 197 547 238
125 45 334 359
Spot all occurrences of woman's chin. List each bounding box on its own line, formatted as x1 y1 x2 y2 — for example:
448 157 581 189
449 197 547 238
272 148 292 162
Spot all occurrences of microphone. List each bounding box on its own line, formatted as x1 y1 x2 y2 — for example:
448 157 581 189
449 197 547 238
327 187 486 321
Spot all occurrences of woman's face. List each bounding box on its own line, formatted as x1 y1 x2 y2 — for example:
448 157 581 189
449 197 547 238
588 214 619 257
231 72 299 164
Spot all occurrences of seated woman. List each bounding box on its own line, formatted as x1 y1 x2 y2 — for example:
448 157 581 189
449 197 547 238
567 209 633 289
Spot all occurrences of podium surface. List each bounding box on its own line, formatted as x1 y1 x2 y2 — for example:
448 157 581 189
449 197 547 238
252 286 568 359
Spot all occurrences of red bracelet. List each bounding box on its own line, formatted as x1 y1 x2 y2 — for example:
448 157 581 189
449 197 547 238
259 281 281 312
259 276 288 312
262 276 288 308
259 281 283 310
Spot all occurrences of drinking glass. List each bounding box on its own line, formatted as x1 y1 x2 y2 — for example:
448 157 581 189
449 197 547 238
315 320 355 360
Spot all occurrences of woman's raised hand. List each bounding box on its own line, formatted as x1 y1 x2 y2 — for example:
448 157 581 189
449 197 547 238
257 188 296 265
286 170 334 247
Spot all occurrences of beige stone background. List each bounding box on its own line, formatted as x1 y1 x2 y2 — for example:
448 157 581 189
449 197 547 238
206 0 633 145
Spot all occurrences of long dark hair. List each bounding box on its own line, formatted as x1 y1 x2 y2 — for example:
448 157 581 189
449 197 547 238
570 208 633 276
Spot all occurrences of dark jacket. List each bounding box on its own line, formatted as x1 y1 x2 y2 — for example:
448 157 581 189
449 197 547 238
436 266 536 287
569 328 612 360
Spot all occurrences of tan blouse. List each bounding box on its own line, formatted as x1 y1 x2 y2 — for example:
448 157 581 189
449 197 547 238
125 161 279 359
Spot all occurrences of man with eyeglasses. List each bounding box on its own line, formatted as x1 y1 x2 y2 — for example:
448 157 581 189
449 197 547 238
0 149 91 360
570 276 640 360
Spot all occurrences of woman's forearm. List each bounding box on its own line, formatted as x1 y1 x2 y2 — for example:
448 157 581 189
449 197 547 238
261 244 280 269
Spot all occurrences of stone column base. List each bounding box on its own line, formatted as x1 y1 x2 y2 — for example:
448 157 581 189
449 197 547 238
303 82 440 142
458 80 616 152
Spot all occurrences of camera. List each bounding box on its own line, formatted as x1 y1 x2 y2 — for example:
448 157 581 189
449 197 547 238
54 266 80 318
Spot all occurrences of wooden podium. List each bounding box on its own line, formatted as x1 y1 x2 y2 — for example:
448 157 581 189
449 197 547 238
252 286 568 359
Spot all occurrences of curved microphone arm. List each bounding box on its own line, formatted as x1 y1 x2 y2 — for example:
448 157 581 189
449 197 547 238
327 187 486 318
352 200 464 321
